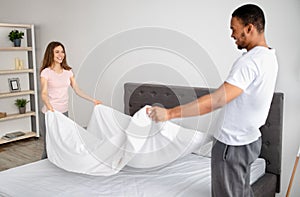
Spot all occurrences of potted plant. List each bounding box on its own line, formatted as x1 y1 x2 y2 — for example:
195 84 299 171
8 30 24 47
14 98 29 114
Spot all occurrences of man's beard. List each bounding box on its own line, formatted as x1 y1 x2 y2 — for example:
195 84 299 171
237 32 246 50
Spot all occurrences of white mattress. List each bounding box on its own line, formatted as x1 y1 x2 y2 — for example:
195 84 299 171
0 154 265 197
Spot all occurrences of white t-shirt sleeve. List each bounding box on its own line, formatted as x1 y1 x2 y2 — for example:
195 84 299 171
225 60 258 90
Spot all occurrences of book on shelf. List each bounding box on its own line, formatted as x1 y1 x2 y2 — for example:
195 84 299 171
1 131 25 140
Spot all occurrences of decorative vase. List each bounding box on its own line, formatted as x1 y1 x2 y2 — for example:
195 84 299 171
13 39 21 47
19 107 26 114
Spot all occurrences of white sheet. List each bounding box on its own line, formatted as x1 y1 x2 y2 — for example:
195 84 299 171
46 105 210 175
0 154 265 197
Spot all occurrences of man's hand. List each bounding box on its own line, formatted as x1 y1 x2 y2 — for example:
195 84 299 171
147 106 169 122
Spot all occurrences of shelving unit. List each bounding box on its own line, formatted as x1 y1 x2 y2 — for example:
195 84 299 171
0 69 34 74
0 23 39 144
0 111 36 122
0 90 35 98
0 47 32 51
0 132 36 144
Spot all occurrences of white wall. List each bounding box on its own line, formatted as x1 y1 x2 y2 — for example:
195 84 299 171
0 0 299 196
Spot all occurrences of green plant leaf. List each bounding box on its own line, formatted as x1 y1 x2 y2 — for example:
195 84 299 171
8 30 24 42
14 98 29 107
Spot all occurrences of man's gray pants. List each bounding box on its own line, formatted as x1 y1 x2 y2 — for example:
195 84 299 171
211 137 262 197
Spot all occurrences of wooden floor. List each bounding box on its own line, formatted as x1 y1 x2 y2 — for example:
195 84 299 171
0 137 44 171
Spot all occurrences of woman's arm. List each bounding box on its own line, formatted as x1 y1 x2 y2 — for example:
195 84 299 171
70 76 102 105
40 77 54 111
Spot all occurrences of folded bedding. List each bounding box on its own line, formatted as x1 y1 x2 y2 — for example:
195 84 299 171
46 105 211 176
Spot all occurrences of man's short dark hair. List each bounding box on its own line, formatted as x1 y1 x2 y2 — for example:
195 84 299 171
232 4 265 33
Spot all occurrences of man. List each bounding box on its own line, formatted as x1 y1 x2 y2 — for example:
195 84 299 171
148 4 278 197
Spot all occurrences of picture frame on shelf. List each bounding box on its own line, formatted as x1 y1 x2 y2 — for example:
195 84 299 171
8 78 21 92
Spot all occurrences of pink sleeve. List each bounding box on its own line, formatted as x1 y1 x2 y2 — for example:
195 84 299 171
40 68 49 80
69 69 74 78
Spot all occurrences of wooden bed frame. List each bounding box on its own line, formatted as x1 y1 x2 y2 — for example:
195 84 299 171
124 82 283 197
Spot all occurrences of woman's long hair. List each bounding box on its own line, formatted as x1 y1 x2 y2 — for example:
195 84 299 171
40 41 72 73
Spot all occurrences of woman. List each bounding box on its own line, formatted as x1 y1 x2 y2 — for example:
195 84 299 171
40 41 101 159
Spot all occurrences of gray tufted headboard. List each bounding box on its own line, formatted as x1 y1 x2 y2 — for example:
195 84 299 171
124 82 283 193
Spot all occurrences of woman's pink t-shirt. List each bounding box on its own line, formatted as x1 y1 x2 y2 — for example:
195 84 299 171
41 67 73 113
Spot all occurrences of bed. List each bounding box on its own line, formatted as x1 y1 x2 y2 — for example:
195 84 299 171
0 82 283 197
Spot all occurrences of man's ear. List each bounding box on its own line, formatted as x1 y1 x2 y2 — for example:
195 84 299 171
247 24 254 33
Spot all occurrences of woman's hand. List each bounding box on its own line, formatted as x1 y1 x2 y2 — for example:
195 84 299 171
47 106 54 112
93 99 102 105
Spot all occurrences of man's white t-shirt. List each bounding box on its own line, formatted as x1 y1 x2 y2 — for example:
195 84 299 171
214 46 278 145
